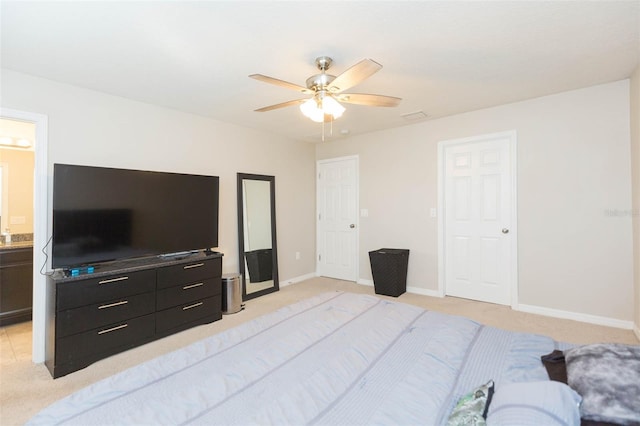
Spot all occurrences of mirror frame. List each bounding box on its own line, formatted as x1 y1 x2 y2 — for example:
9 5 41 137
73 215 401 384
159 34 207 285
237 173 279 301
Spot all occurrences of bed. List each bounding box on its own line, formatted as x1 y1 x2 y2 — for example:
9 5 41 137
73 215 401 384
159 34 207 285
27 291 635 425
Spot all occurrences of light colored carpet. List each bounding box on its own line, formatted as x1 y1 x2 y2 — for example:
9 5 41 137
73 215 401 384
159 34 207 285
1 277 638 425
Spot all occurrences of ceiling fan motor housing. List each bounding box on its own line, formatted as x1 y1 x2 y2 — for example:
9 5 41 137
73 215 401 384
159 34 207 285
306 73 336 91
306 56 337 91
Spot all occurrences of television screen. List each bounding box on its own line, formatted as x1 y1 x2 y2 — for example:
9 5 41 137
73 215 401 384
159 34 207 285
52 164 219 269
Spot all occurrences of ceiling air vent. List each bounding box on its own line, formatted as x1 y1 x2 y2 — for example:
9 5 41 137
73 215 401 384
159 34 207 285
401 111 428 121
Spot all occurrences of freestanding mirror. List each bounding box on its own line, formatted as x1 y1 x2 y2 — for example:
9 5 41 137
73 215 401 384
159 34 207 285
237 173 279 301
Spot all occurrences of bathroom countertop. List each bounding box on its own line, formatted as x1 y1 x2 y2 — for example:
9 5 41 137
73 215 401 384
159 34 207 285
0 241 33 251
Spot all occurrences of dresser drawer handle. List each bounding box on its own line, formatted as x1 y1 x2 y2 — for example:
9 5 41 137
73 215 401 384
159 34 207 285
183 282 204 290
98 276 129 285
182 302 203 311
183 263 204 270
98 324 128 335
98 300 128 310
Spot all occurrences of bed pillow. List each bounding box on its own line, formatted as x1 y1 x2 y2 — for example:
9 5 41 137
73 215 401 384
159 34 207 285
564 343 640 425
486 381 581 426
447 380 495 426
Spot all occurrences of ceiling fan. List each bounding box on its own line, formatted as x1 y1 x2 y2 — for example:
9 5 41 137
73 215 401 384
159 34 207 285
250 56 401 123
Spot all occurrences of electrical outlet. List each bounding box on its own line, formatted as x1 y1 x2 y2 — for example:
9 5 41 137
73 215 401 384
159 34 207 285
430 208 437 218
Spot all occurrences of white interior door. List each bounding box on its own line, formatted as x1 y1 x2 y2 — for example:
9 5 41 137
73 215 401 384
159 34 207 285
317 157 358 281
441 131 517 306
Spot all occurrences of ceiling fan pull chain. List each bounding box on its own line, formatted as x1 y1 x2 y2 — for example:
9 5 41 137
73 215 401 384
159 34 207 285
330 115 334 138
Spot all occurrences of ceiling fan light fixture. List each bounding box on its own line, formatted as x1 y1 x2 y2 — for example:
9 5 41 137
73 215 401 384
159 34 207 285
300 95 345 122
300 98 325 122
322 96 345 119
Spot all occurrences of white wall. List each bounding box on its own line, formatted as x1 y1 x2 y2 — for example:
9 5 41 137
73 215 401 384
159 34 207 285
317 80 634 324
630 65 640 338
1 70 317 360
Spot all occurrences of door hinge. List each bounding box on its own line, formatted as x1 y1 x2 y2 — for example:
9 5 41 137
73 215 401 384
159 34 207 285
318 213 321 220
318 254 321 262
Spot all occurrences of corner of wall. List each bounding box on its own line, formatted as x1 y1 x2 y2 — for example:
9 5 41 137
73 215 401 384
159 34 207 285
630 66 640 337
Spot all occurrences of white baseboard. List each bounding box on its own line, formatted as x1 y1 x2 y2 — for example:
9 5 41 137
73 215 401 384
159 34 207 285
516 303 634 330
407 286 442 298
356 279 441 298
357 278 374 287
634 324 640 341
281 272 318 287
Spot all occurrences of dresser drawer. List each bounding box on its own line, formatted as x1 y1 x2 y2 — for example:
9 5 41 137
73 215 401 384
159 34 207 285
157 257 222 289
156 278 221 311
156 295 221 333
56 313 155 363
56 292 155 338
57 269 156 311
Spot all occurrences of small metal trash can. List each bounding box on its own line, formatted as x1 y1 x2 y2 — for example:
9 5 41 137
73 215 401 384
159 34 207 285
222 273 243 314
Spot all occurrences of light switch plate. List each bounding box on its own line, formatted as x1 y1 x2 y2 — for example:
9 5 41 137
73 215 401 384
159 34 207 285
10 216 26 225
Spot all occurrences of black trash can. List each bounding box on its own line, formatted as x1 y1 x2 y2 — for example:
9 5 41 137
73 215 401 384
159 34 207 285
368 248 409 297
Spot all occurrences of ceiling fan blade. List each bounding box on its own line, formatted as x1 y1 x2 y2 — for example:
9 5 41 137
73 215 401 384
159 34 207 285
249 74 313 94
254 99 307 112
336 93 402 107
328 59 383 93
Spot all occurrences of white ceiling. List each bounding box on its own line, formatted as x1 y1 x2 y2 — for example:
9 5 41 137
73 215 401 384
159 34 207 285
1 1 639 143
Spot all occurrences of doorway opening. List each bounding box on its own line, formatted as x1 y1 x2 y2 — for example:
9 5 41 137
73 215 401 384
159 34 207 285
0 118 35 366
1 108 48 363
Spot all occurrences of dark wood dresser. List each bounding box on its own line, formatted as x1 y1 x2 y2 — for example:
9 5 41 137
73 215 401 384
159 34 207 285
45 252 222 378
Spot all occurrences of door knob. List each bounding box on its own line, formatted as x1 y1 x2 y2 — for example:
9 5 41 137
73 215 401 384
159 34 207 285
350 224 356 229
502 228 509 234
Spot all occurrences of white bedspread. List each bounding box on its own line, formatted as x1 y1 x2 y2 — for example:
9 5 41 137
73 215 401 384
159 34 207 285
28 292 555 425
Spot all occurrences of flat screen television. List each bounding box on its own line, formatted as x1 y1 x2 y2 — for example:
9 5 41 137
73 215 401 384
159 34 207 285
52 164 219 270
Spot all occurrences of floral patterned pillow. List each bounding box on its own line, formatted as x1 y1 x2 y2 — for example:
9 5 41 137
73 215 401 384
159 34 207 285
447 380 495 426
